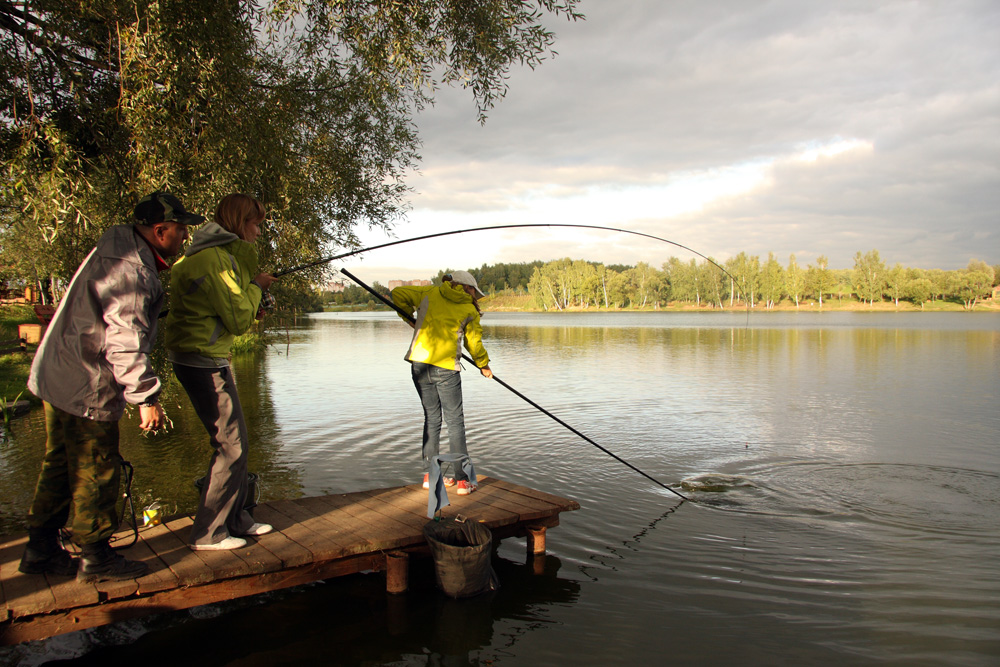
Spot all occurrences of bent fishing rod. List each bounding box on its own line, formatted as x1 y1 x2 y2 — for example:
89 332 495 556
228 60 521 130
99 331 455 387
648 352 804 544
339 267 690 502
275 223 745 300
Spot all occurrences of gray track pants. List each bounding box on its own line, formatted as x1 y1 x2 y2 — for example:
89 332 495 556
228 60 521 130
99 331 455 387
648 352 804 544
173 363 255 545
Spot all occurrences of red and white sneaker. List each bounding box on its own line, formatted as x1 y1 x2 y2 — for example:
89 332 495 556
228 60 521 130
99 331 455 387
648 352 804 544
455 479 478 496
422 474 456 489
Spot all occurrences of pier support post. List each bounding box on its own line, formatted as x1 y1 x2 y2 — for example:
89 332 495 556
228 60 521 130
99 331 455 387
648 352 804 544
385 551 409 594
526 526 547 557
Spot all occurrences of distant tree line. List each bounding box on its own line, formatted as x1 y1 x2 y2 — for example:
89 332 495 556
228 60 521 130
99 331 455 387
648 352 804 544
322 252 998 311
322 282 390 309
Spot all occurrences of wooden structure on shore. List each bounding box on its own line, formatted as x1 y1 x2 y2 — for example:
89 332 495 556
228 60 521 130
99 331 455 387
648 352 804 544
0 476 579 645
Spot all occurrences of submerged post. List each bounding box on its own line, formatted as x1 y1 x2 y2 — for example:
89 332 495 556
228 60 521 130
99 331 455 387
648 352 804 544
526 526 547 556
385 551 409 594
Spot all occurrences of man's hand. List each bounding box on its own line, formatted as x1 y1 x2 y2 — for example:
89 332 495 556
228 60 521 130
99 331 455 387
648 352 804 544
139 403 166 431
480 365 493 379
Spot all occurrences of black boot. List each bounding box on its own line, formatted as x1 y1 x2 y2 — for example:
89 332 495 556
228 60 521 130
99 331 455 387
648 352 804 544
18 528 79 576
77 539 149 583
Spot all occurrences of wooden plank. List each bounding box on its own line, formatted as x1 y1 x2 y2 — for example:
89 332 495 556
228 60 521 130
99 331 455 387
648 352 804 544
292 496 400 553
468 485 554 523
265 499 358 560
93 530 164 600
44 571 100 613
441 485 522 527
0 552 384 646
356 492 428 533
1 477 580 645
366 484 432 518
248 505 314 569
228 536 284 577
303 494 418 551
137 521 216 588
0 535 58 618
481 482 560 519
487 478 581 510
365 479 523 529
161 516 256 581
121 529 179 596
0 533 15 616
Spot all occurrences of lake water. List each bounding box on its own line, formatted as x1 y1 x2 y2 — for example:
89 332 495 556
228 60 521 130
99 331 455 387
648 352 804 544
2 311 999 665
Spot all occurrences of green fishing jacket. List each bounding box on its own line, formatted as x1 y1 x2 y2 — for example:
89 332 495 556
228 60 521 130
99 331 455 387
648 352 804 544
165 222 262 363
391 282 490 372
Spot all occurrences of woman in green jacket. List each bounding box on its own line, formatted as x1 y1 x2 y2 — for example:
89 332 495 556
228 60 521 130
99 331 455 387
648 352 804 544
391 271 493 495
165 193 276 551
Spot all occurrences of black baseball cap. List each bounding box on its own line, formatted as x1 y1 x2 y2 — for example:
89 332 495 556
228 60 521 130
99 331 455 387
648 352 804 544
133 191 205 226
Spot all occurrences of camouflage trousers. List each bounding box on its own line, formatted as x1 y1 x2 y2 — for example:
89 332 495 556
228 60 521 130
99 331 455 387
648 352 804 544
27 402 121 545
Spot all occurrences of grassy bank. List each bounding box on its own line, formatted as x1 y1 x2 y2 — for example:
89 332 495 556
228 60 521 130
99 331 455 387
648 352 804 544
0 304 37 405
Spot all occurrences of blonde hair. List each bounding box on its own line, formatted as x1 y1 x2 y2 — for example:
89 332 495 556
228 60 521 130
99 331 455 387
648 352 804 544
215 193 264 240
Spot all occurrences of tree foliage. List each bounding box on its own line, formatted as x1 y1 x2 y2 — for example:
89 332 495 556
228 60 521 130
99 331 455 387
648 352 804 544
852 249 887 305
0 0 582 295
321 251 998 311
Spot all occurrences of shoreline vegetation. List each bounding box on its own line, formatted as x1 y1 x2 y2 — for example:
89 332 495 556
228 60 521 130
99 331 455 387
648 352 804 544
326 293 1000 314
323 256 998 314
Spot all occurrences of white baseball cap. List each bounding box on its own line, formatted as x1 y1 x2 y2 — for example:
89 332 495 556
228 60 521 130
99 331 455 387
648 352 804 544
446 270 485 297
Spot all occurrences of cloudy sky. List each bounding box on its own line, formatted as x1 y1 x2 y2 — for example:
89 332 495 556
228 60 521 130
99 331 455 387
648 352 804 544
347 0 999 284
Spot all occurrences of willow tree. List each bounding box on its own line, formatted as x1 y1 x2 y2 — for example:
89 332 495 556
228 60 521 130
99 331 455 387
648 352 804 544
0 0 582 295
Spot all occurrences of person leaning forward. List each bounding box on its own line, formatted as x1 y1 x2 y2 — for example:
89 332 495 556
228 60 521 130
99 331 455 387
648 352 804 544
165 193 276 552
391 270 493 496
19 192 201 583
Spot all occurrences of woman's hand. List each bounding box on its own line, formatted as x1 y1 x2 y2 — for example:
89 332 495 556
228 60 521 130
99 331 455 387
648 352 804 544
253 272 277 291
480 365 493 379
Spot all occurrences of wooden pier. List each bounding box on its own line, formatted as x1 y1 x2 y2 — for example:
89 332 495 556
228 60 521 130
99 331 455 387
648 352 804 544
0 476 578 645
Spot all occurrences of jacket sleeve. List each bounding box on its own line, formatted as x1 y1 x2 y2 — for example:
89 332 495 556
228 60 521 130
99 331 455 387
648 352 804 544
203 249 262 336
101 260 162 405
463 314 490 368
391 285 426 322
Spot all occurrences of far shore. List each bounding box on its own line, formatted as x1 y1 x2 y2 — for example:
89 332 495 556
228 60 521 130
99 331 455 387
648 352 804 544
327 298 1000 314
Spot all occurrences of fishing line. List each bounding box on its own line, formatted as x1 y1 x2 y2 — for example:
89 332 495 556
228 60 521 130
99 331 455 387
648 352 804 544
275 224 748 303
339 268 690 502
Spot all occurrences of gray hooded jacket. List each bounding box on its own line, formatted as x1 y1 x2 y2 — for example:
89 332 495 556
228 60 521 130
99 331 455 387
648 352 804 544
28 225 165 421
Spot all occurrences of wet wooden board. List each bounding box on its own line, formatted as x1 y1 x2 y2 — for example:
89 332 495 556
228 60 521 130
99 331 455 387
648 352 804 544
0 476 578 645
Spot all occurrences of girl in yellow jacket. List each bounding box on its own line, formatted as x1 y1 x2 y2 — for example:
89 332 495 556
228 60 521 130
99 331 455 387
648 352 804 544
391 271 493 495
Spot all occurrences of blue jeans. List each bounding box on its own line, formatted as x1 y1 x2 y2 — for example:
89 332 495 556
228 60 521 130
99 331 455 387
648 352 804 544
411 362 470 481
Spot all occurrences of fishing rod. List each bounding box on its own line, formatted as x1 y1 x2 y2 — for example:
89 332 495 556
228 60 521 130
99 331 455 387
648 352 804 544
339 267 690 502
275 224 745 300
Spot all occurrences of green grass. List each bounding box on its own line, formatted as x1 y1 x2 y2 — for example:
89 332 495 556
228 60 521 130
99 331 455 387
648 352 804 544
231 330 267 354
0 304 37 404
0 303 34 338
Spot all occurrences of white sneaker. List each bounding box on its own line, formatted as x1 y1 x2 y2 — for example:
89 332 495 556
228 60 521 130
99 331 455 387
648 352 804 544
242 522 272 536
190 536 247 551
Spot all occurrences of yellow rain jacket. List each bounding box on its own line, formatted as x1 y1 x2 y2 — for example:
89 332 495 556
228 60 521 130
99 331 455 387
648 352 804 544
391 282 490 372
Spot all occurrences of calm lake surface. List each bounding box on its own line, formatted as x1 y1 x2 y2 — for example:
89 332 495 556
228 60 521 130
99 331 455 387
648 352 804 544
2 311 999 665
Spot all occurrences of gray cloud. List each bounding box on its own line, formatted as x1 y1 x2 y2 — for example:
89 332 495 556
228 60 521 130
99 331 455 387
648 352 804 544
388 0 999 272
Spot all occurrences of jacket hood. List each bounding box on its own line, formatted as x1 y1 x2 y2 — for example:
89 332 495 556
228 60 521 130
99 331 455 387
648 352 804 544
440 281 473 304
184 221 241 256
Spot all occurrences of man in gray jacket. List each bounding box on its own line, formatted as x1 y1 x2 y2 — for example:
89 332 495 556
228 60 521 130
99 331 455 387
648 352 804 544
20 192 203 583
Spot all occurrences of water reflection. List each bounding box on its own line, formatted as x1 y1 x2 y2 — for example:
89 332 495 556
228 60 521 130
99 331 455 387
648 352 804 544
1 311 998 665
